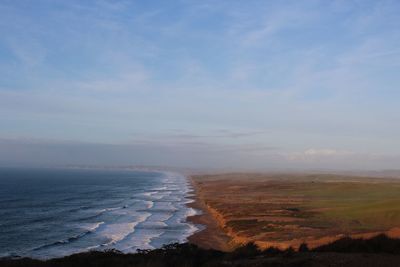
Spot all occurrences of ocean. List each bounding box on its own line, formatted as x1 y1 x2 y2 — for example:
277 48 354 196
0 168 200 259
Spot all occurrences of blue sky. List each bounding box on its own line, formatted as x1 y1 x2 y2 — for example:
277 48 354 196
0 0 399 170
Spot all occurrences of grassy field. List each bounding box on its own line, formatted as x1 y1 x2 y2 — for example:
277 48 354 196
192 174 400 248
297 182 400 230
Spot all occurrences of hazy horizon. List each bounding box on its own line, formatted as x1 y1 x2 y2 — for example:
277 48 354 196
1 1 399 170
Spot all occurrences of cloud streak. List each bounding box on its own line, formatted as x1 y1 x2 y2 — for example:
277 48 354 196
0 0 399 169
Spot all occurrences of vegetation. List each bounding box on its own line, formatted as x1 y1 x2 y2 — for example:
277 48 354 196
193 174 400 247
2 235 400 267
315 234 400 254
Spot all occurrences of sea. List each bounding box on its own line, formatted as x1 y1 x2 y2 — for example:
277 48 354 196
0 168 200 259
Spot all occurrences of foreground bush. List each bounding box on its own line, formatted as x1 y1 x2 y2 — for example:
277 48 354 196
2 235 400 267
314 234 400 254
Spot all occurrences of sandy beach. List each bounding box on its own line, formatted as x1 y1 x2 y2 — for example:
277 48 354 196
186 176 232 251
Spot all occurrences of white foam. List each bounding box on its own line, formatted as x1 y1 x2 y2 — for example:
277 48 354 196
82 221 105 232
97 212 151 247
98 222 138 245
184 207 199 218
152 186 168 191
142 191 157 197
121 229 164 252
183 198 195 204
92 172 201 253
180 223 200 243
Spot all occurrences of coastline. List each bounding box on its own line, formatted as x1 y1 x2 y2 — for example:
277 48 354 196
185 176 232 251
0 169 201 259
4 172 400 266
184 173 400 251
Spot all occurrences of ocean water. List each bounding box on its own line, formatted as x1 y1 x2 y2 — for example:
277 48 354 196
0 168 199 259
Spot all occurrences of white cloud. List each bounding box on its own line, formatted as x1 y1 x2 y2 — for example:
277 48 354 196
303 149 353 156
287 148 354 160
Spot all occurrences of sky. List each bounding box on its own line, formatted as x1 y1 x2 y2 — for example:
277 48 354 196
0 0 399 170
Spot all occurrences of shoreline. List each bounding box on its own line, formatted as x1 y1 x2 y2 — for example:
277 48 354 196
185 176 232 251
